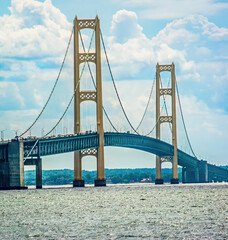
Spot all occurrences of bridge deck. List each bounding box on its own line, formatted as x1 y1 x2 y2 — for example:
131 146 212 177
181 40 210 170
23 132 226 174
1 132 227 181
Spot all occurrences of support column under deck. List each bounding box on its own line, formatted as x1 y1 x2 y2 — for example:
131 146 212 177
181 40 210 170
73 151 84 187
186 166 199 183
155 157 163 184
36 158 42 189
182 167 187 183
7 141 27 190
0 162 9 189
198 160 208 183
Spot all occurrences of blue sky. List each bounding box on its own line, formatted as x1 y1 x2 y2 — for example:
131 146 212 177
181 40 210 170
0 0 228 170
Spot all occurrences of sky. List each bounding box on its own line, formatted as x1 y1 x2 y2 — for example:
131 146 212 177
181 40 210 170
0 0 228 170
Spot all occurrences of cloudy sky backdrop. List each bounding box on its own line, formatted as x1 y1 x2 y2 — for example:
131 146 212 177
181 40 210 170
0 0 228 170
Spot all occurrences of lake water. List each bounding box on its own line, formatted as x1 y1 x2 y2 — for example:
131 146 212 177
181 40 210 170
0 183 227 239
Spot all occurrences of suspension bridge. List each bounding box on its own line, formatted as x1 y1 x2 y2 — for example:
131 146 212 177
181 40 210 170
0 16 227 189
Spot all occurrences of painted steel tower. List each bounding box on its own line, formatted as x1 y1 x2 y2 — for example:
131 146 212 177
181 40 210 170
155 63 179 184
73 16 105 187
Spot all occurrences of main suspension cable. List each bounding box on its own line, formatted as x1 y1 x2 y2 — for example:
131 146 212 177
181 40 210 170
24 22 96 160
20 27 74 138
78 31 118 132
100 30 140 134
44 24 96 137
176 81 197 158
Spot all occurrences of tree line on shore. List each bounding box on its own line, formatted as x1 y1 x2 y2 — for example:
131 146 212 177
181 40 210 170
24 168 182 185
25 165 228 185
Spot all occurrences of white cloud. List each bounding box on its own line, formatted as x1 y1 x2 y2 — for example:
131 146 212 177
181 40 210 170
0 82 25 110
195 47 211 57
106 12 228 85
111 9 144 43
0 0 74 115
0 0 71 58
107 12 209 78
34 88 44 107
117 0 228 20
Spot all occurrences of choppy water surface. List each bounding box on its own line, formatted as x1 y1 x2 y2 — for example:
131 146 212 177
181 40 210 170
0 183 227 239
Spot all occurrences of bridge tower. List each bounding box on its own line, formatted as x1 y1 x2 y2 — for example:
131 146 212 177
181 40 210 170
73 16 106 187
155 63 179 184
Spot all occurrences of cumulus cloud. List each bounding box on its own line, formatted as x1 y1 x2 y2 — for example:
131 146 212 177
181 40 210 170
0 0 74 113
107 12 211 79
111 10 144 43
0 0 71 58
106 11 228 114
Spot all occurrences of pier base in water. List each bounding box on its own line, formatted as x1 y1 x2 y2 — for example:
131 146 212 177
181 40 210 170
94 179 106 187
171 178 179 184
73 179 85 187
0 186 28 190
155 179 164 184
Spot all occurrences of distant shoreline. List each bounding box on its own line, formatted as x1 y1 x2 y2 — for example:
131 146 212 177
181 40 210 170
24 167 228 185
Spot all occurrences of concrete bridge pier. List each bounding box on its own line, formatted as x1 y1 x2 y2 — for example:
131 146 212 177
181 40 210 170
198 160 208 183
185 166 199 183
183 161 208 183
36 158 42 189
182 166 187 183
3 141 27 190
24 157 42 189
0 163 9 189
73 152 85 187
0 145 9 189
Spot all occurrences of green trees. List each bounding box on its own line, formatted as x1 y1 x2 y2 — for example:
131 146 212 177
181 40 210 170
24 168 183 185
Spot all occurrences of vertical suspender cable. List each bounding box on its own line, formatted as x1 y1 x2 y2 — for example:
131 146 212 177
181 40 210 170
176 81 197 158
135 73 156 131
24 22 97 161
78 31 118 132
44 22 97 137
100 30 141 135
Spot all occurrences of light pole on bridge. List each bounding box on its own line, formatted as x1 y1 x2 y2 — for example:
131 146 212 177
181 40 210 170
1 129 7 141
13 129 21 138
